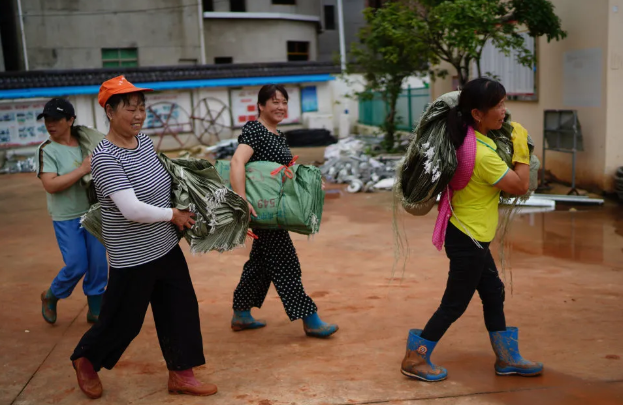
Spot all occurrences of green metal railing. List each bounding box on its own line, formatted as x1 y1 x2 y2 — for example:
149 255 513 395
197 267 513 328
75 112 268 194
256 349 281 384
358 86 430 131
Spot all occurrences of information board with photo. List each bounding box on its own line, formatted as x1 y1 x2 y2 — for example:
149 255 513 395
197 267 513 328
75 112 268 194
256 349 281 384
0 101 48 148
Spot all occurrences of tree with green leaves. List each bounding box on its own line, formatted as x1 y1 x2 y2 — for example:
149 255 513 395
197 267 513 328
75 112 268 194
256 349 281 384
346 2 429 151
412 0 567 86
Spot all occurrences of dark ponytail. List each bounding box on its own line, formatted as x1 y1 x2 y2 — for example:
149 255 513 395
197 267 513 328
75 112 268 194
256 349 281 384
446 77 506 148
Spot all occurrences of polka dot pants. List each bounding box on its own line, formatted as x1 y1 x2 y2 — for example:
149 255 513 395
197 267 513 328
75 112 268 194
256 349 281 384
233 229 317 321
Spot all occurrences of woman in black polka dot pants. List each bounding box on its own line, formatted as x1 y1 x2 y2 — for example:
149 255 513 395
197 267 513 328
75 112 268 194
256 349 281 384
229 84 338 338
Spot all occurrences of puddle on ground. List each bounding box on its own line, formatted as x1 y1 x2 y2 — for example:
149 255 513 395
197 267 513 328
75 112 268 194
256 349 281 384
509 203 623 268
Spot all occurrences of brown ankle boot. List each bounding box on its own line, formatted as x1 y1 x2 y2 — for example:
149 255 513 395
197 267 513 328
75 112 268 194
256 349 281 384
168 369 217 396
72 357 103 399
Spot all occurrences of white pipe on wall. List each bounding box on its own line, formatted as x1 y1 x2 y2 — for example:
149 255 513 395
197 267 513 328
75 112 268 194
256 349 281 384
197 1 207 65
337 0 346 72
16 0 29 70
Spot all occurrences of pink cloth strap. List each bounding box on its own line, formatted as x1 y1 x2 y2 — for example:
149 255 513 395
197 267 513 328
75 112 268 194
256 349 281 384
432 126 477 250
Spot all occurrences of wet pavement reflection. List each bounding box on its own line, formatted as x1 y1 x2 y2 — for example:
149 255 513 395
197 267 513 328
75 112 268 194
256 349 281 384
510 203 623 269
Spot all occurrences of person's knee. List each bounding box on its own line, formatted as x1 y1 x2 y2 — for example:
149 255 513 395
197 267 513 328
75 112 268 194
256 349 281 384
481 283 505 308
63 252 88 275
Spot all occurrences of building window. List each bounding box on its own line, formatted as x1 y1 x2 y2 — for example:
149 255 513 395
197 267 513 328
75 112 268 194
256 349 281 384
287 41 309 61
203 0 214 12
324 5 335 30
368 0 383 8
273 0 296 4
102 48 138 68
230 0 246 12
214 57 233 64
477 33 536 99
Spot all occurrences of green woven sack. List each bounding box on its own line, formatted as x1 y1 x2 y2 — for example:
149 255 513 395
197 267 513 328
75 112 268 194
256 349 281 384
215 160 324 235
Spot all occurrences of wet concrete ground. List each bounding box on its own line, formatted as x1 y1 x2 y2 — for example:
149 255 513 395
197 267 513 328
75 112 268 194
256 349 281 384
1 173 622 405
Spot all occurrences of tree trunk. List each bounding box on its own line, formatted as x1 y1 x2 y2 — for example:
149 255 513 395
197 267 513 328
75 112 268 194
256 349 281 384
382 80 403 151
453 63 467 87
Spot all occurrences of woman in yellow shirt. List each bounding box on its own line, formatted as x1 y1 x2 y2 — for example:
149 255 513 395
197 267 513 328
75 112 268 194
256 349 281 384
401 78 543 382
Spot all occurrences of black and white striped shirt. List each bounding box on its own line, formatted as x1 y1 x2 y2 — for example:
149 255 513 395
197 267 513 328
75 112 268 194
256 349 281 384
91 134 178 268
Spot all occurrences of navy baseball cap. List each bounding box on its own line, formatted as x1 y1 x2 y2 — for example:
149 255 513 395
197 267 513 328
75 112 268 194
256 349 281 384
37 98 76 120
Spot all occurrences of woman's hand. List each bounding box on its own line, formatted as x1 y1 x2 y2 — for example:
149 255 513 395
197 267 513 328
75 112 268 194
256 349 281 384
80 155 92 176
171 208 196 231
248 202 257 220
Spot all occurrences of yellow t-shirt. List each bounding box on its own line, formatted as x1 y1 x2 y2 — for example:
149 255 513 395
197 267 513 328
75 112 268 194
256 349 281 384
449 131 510 242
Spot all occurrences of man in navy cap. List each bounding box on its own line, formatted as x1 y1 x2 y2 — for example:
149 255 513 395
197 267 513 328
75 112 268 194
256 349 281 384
36 98 108 325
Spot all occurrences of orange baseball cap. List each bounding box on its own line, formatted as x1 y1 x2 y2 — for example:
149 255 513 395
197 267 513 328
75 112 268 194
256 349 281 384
98 75 153 108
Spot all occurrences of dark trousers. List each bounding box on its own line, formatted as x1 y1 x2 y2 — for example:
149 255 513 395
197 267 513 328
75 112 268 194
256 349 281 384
233 229 317 321
421 223 506 342
71 245 205 372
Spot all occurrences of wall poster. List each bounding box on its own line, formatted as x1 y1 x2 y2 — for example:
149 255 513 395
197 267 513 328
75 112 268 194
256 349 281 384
0 101 48 148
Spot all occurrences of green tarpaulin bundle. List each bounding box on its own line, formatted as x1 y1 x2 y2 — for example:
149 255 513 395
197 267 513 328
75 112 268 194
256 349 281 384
395 91 540 210
72 125 105 204
159 154 250 252
215 160 324 235
80 153 250 254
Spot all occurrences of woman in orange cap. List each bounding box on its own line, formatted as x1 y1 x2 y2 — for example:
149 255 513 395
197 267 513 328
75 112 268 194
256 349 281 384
69 76 216 399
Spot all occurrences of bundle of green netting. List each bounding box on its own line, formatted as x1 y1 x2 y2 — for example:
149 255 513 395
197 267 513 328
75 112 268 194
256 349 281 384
396 92 459 211
215 160 324 235
395 91 539 210
81 154 250 254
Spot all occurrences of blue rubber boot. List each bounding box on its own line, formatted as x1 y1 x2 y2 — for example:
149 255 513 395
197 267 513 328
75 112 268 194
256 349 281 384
86 295 103 324
400 329 448 382
489 327 543 376
302 312 338 338
41 289 59 324
231 310 266 331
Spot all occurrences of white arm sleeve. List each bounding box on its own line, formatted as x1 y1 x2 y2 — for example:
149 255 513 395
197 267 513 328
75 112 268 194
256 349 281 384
110 188 173 223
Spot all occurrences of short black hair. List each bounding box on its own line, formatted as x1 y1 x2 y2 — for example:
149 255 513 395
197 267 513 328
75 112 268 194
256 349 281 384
257 84 288 117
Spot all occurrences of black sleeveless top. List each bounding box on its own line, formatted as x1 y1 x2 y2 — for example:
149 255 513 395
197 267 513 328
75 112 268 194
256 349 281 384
237 120 293 166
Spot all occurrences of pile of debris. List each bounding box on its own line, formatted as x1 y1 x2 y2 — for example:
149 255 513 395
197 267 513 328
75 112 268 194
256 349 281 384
0 150 37 174
320 137 400 193
205 139 238 160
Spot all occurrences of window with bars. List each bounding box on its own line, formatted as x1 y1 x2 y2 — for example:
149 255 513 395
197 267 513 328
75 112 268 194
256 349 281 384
203 0 214 12
102 48 138 68
273 0 296 4
324 5 335 30
287 41 309 61
477 33 536 99
230 0 246 12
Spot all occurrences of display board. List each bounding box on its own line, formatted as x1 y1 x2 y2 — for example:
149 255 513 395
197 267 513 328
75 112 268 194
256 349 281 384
230 86 301 128
141 91 194 135
0 101 48 148
301 86 318 112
